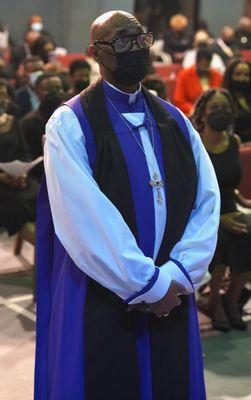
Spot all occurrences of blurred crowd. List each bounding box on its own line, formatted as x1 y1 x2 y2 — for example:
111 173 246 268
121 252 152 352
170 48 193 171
0 12 251 332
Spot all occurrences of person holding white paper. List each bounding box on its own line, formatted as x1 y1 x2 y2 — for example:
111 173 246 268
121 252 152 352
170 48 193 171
0 79 39 235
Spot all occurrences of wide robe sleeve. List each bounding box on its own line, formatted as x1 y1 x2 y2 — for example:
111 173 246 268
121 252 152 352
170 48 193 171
161 113 220 293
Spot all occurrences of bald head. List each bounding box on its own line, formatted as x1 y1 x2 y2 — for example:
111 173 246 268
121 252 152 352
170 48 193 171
89 10 149 92
91 10 141 42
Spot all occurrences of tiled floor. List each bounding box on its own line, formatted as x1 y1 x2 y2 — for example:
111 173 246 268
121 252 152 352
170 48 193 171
0 233 250 400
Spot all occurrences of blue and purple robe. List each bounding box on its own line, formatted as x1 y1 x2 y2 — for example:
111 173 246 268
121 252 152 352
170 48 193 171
34 80 220 399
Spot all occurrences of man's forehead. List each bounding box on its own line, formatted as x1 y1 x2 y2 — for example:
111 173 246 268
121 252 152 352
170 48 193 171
106 24 142 41
91 12 142 41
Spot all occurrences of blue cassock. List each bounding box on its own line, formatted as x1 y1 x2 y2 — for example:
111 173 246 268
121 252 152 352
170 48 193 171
34 80 218 399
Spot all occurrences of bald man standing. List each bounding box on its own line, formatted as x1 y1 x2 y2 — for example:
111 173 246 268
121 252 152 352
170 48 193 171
35 11 220 400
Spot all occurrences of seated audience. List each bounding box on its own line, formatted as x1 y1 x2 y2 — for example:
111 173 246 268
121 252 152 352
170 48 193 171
21 72 65 181
191 88 251 332
173 48 222 116
183 30 226 74
163 14 192 63
68 59 91 96
15 56 44 117
223 59 251 142
0 79 39 235
10 30 40 73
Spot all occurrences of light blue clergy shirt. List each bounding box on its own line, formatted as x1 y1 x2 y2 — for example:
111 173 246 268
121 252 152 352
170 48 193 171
44 82 220 305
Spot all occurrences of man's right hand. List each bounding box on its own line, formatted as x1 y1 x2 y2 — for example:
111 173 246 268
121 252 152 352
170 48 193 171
148 280 186 318
127 280 187 318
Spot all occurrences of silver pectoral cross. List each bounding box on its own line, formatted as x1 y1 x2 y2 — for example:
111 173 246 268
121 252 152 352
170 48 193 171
149 173 164 205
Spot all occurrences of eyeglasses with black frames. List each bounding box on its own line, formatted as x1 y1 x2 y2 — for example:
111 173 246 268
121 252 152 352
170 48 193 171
94 32 154 54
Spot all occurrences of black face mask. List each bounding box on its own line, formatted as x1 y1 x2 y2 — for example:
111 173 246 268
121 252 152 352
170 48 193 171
111 49 150 86
207 109 232 132
74 79 90 93
40 91 64 119
229 79 250 93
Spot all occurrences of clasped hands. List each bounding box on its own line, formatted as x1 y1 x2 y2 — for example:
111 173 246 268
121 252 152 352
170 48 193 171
127 280 187 319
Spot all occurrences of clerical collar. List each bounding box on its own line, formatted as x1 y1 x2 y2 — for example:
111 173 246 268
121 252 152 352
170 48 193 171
103 80 142 105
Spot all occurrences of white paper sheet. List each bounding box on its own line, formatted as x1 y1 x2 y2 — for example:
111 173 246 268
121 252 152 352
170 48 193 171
0 156 43 177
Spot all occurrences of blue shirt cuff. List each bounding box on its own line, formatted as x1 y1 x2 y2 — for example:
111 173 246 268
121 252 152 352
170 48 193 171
126 267 172 305
162 258 194 294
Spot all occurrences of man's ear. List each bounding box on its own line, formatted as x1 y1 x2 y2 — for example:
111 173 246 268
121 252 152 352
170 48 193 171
89 44 100 63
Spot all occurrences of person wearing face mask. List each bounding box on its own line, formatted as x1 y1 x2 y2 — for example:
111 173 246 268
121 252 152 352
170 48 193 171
15 56 44 117
35 11 220 399
191 88 251 332
21 72 64 181
173 48 222 116
28 14 53 41
0 79 39 235
68 59 91 97
223 59 251 142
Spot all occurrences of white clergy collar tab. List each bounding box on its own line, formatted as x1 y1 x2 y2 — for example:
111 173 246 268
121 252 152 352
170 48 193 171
103 80 142 104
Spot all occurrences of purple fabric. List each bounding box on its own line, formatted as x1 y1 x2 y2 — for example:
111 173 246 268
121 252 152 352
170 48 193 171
35 178 88 399
188 295 207 400
169 257 206 400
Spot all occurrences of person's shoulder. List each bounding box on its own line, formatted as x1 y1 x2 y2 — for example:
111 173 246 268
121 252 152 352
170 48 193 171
47 104 77 126
46 105 82 141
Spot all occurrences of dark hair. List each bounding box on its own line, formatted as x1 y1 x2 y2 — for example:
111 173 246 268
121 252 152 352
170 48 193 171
35 72 61 88
196 47 212 63
0 78 16 101
223 58 251 89
69 59 90 76
190 88 235 132
32 35 55 57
